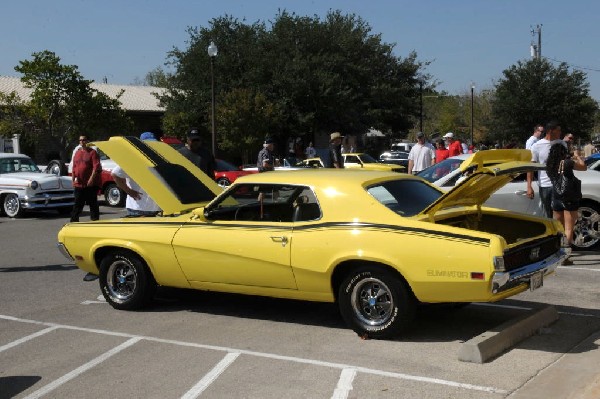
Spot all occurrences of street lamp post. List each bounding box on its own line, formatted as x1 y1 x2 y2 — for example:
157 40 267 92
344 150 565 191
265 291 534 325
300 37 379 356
208 41 218 156
419 80 424 133
470 84 475 146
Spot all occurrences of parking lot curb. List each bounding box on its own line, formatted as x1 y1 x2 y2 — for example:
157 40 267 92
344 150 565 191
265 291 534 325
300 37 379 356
458 305 559 363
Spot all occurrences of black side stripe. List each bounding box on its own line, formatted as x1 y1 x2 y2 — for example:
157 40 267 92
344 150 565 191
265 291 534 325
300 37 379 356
73 220 490 244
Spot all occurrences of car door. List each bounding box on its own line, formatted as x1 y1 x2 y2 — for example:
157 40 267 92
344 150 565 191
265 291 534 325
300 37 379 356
485 173 544 216
172 183 297 289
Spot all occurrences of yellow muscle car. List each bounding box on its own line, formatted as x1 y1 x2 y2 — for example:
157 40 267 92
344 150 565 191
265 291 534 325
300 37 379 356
342 152 406 172
57 138 566 339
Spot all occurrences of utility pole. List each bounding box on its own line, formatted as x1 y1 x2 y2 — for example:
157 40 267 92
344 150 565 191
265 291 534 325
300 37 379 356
530 24 542 59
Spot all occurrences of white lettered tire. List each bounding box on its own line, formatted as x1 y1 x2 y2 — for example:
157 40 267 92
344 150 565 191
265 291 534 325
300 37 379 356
99 251 156 310
338 267 416 339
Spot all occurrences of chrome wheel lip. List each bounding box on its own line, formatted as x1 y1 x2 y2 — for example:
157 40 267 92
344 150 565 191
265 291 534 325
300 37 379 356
106 260 137 302
350 277 394 326
573 206 600 249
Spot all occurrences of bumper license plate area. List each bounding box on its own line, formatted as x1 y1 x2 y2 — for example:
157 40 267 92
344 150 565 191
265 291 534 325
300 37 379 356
530 272 543 291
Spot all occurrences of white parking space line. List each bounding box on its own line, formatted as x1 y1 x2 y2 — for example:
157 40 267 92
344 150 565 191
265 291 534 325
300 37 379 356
331 368 357 399
0 326 58 353
23 337 141 399
180 352 240 399
80 300 107 305
0 314 507 395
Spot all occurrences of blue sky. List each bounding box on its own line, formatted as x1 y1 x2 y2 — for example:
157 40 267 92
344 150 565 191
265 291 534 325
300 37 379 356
3 1 600 100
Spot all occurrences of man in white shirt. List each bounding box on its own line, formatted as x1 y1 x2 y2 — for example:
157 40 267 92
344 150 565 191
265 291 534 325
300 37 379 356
111 132 161 217
407 132 435 174
525 124 544 150
526 121 566 217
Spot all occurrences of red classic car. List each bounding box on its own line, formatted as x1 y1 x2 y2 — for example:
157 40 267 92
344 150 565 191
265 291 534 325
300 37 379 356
214 159 256 187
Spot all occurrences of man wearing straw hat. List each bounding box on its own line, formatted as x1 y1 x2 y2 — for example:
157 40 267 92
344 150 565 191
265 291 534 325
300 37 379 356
328 132 345 168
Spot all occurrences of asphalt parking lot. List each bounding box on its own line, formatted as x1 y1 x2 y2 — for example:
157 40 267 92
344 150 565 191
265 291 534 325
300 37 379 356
0 206 599 398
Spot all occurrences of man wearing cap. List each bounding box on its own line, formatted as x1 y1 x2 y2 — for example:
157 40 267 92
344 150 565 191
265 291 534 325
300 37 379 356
443 132 462 157
178 128 216 178
408 132 435 174
111 132 161 217
328 132 344 168
257 138 276 172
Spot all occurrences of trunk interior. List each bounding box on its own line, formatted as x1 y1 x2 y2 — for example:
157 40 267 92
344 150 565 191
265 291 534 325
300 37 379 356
435 212 547 244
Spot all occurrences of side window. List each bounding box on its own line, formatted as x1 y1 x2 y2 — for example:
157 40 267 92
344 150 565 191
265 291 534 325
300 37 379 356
345 155 359 164
293 188 321 222
207 184 309 223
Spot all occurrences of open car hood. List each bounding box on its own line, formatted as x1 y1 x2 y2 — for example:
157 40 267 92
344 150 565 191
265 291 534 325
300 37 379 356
419 149 545 217
93 136 222 215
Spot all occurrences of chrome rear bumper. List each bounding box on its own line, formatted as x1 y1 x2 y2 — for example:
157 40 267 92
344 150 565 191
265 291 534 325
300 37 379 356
491 249 566 293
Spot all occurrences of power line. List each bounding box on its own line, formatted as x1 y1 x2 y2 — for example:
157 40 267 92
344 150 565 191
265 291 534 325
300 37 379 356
544 56 600 73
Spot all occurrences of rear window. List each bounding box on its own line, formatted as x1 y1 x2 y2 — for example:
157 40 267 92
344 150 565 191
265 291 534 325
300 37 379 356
367 180 442 216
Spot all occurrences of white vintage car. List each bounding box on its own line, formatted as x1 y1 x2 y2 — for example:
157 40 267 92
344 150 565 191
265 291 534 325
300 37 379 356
418 150 600 251
0 153 74 217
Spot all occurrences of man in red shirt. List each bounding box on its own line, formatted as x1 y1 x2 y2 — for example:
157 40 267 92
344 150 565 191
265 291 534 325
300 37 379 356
443 132 462 157
70 135 101 222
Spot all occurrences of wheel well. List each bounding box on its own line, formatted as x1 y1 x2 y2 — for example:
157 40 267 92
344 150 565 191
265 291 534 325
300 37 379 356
94 246 156 283
580 199 600 210
330 260 415 302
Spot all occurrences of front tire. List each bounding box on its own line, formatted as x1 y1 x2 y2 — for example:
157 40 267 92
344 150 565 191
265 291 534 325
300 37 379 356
338 267 416 339
3 193 24 218
104 183 125 207
99 251 156 310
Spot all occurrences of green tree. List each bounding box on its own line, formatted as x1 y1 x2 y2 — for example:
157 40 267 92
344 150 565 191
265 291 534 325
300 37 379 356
491 58 598 144
1 50 132 162
158 10 426 153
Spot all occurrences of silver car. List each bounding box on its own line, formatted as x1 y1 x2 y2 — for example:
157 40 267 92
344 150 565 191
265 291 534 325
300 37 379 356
0 153 74 217
418 151 600 250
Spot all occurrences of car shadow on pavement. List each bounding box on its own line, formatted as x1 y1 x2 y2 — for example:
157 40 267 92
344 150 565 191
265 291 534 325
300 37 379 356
146 287 600 350
0 376 42 398
151 287 346 330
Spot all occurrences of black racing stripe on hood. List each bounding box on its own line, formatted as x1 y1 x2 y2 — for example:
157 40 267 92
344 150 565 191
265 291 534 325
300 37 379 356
123 136 214 204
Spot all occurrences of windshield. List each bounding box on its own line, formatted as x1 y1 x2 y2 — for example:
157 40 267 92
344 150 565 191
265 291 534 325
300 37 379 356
367 179 442 216
359 154 377 163
417 158 464 183
0 157 41 173
216 159 238 172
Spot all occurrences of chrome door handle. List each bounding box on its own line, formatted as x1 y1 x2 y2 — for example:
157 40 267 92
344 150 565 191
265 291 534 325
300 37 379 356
515 190 527 195
270 236 289 247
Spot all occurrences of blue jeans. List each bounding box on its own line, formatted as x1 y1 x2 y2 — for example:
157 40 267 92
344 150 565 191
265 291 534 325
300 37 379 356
539 186 553 218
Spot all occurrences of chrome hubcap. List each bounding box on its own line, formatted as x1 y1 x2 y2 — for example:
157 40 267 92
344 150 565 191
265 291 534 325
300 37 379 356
573 206 600 249
4 194 19 216
351 277 393 326
107 260 137 302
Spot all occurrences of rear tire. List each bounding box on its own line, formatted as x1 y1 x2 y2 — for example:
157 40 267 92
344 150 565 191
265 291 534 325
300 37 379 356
45 160 67 176
104 183 125 207
99 251 156 310
216 177 230 188
338 267 416 339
